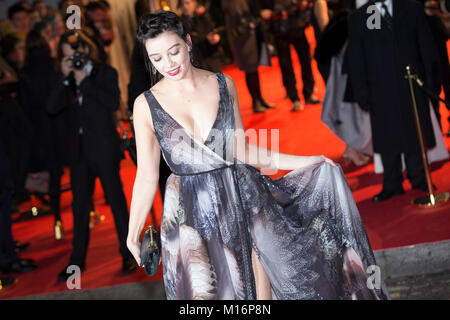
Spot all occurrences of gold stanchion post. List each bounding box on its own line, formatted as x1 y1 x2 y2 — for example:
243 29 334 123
405 65 449 207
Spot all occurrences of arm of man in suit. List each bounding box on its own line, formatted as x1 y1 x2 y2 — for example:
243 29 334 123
346 12 371 111
416 5 442 95
79 65 121 112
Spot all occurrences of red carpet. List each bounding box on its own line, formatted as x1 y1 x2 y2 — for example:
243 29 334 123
2 27 449 299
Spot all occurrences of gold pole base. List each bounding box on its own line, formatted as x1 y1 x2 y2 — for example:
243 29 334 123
412 192 450 207
54 220 65 240
0 277 18 291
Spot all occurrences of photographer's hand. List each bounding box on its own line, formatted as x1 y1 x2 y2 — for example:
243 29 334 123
61 56 73 77
206 32 220 45
261 9 272 20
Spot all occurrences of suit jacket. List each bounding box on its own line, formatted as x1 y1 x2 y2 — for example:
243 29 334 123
47 62 121 166
346 0 440 154
260 0 312 35
222 0 271 72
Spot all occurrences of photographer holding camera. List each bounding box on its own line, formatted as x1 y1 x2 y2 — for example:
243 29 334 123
47 30 137 282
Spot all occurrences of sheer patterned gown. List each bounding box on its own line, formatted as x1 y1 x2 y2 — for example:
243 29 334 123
143 73 389 300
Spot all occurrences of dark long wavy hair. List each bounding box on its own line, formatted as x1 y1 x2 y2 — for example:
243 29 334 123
137 10 194 87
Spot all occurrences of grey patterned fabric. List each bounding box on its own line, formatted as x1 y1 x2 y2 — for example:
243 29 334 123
143 73 389 300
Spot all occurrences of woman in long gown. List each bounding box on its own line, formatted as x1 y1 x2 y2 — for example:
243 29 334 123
127 10 389 300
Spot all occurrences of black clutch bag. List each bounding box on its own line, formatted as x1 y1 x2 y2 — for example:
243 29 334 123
140 225 161 276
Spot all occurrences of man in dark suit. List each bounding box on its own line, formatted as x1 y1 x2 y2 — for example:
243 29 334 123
347 0 441 202
0 119 37 278
222 0 276 113
47 30 137 281
260 0 321 111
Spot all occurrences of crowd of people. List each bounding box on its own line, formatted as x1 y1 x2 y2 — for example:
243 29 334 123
0 0 138 290
0 0 449 295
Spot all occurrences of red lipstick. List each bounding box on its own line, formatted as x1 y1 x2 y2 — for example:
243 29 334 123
167 67 180 76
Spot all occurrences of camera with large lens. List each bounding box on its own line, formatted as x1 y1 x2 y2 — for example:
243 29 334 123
69 51 89 70
67 33 89 70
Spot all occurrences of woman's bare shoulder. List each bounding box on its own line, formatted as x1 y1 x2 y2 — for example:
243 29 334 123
133 92 154 132
221 73 237 100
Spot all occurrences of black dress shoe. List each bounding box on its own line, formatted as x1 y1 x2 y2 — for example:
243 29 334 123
1 259 38 274
57 263 86 283
304 94 321 105
372 188 405 203
122 257 138 275
0 277 18 290
14 241 30 253
252 101 266 113
258 98 276 109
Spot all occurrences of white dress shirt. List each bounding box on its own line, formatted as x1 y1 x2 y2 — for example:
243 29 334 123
356 0 369 9
375 0 393 17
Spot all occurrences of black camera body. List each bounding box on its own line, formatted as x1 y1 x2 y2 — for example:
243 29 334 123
69 51 89 70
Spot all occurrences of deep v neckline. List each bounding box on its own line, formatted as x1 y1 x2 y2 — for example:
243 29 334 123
148 73 222 146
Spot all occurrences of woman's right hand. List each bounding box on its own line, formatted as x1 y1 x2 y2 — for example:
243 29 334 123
127 237 142 266
314 155 336 167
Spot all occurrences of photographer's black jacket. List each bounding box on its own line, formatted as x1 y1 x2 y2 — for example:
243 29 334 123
47 63 121 165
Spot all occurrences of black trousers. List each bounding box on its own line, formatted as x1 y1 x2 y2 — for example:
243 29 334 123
0 141 19 269
274 28 315 102
380 151 426 192
0 184 18 269
245 71 264 105
48 166 63 221
11 137 31 203
69 145 131 265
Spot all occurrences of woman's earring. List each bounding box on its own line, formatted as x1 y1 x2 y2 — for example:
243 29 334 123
151 65 156 75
